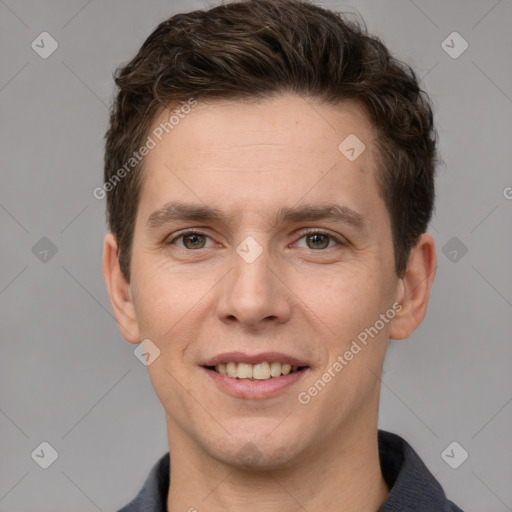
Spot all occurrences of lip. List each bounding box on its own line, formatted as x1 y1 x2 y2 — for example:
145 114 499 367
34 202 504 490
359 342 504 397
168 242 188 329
203 366 309 399
202 351 309 367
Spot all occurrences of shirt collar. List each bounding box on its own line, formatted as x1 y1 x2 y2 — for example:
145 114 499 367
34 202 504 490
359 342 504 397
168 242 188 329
118 430 463 511
377 430 463 511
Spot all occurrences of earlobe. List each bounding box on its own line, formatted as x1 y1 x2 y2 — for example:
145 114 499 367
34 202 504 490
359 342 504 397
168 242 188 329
389 233 437 340
102 232 141 344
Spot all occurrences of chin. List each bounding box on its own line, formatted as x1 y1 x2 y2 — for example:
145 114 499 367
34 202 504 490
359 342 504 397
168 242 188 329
205 431 305 471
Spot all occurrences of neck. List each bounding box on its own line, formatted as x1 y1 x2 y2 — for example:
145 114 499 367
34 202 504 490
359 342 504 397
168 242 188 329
166 418 388 512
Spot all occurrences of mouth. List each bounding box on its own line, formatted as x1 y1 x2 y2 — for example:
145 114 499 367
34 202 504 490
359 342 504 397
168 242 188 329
204 361 308 381
201 353 310 399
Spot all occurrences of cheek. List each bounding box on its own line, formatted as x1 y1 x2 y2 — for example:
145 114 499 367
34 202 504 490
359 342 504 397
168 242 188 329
130 256 219 364
299 263 390 338
299 269 392 413
130 256 185 338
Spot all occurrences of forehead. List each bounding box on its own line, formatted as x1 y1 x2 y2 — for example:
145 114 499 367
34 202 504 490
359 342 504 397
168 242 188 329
148 94 376 163
137 93 384 226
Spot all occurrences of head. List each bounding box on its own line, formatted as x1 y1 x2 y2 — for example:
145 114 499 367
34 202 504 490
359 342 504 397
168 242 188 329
103 0 437 470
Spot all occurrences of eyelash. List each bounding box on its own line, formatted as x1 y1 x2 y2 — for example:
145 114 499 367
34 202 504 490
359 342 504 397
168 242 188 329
166 229 346 251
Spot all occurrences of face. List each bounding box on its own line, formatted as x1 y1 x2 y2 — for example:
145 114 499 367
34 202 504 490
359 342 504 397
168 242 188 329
117 94 406 468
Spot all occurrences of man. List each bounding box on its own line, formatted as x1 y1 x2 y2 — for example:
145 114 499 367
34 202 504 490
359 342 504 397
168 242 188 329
101 0 464 510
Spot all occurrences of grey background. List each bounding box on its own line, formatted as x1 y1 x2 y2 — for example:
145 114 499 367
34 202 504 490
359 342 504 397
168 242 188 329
1 0 511 510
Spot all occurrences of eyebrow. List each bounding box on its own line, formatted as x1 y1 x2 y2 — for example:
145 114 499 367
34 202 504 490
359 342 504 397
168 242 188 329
146 201 366 232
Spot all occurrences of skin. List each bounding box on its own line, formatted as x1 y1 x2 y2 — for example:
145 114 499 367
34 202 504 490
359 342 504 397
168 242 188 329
103 93 436 512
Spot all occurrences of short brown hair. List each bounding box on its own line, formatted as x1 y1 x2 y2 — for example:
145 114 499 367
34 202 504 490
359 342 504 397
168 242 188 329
104 0 437 280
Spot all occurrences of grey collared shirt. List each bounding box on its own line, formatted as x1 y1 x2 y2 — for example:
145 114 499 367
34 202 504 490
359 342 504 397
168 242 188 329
117 430 464 511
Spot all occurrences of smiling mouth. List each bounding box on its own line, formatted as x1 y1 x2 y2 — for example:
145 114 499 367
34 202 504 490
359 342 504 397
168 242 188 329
205 361 308 381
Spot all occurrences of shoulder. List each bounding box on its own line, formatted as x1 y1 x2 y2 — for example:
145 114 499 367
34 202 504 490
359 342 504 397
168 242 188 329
116 452 170 512
378 430 464 512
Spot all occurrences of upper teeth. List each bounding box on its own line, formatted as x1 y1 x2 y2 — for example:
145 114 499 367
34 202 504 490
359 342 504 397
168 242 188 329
215 361 300 380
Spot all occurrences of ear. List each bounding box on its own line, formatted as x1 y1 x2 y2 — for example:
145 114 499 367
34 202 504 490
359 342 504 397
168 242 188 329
389 233 437 340
102 232 140 344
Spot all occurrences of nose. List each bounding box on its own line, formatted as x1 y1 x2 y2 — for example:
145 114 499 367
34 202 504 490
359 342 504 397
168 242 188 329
216 243 292 331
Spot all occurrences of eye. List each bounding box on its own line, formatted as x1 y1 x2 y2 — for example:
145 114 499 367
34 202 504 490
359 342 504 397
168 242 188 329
167 230 214 250
295 230 344 250
165 229 346 251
